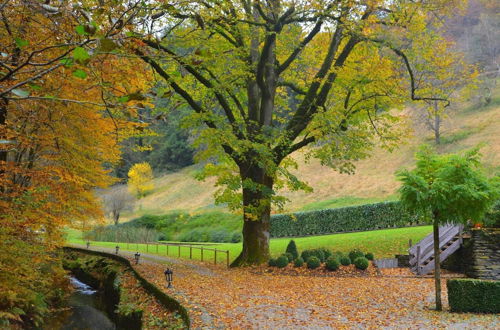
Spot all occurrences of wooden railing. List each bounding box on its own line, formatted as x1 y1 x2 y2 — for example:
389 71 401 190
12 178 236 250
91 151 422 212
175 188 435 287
92 241 231 267
408 224 463 275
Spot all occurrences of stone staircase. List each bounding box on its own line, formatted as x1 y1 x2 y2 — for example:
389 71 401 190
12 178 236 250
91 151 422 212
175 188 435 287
409 224 464 275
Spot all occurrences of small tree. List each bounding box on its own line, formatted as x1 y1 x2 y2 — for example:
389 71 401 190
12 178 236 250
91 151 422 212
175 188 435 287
397 145 498 311
285 240 299 260
128 162 154 198
102 185 135 225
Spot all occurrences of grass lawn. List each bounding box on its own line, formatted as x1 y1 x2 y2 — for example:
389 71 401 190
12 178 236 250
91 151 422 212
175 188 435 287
66 225 431 264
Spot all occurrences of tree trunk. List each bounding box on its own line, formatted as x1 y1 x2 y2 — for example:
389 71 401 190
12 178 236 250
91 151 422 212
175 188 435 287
231 166 272 267
113 210 120 225
432 216 442 311
0 98 7 164
434 113 441 145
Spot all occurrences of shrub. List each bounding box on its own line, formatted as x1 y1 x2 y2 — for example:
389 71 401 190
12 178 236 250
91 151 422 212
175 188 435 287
306 256 321 269
483 200 500 228
349 249 364 262
270 201 422 238
285 240 299 260
301 248 328 263
284 253 294 263
276 255 289 268
268 258 277 267
331 251 344 259
230 232 242 243
339 256 351 266
365 252 374 261
353 257 369 270
447 279 500 313
325 257 340 271
294 257 304 267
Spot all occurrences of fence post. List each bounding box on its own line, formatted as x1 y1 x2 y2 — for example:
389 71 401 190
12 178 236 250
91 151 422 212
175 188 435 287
167 245 169 256
178 245 181 257
146 243 148 252
201 247 204 261
136 243 138 250
409 239 412 248
214 250 217 265
190 246 192 259
226 251 229 268
156 244 158 253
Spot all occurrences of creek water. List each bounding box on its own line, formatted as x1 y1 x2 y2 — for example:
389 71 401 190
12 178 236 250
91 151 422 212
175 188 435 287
44 277 116 330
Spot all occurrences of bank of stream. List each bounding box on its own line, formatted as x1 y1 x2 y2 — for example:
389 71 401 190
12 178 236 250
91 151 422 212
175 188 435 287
45 276 115 330
56 249 186 329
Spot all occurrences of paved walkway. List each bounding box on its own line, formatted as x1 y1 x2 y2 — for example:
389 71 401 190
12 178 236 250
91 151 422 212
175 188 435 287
72 244 499 329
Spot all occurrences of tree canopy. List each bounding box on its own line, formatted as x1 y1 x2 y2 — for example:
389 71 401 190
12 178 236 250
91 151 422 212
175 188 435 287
121 0 469 265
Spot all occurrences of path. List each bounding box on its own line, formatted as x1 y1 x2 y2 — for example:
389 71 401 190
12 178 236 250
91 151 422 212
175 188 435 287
72 244 499 329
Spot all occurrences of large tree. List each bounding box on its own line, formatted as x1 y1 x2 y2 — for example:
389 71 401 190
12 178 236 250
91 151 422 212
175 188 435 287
121 0 467 266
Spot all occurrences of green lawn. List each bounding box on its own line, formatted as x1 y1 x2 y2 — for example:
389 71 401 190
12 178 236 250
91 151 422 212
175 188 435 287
66 226 431 265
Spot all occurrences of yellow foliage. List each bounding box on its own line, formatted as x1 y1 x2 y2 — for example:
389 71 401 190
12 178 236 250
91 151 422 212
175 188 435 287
128 162 154 198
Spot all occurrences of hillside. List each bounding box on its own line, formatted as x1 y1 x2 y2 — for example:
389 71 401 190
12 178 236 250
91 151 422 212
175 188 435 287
125 95 500 220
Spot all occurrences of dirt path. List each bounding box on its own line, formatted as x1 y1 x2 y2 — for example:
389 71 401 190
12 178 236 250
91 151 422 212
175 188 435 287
73 245 499 329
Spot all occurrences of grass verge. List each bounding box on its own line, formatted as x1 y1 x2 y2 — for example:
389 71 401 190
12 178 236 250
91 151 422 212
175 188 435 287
67 226 431 264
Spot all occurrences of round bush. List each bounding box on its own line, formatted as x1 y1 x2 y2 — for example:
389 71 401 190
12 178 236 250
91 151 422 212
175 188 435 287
349 249 364 262
284 252 294 262
325 257 340 271
301 248 326 263
365 252 374 261
339 256 351 266
307 256 321 269
354 257 369 270
276 255 289 268
268 258 277 267
294 257 304 267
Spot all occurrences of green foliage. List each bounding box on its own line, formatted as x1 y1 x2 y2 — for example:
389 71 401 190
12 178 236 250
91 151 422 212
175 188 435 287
268 258 277 267
301 248 329 263
114 105 194 178
283 253 294 263
447 279 500 313
86 211 242 243
353 257 369 270
294 257 304 267
348 249 365 262
276 255 289 268
483 201 500 228
306 256 321 270
397 146 499 225
270 201 421 238
340 256 351 266
285 240 299 260
365 253 374 261
325 257 340 271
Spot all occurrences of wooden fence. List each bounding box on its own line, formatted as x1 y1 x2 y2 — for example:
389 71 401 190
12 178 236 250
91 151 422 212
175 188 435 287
93 241 231 267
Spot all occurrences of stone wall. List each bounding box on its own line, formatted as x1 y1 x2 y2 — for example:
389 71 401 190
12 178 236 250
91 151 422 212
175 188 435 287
465 229 500 280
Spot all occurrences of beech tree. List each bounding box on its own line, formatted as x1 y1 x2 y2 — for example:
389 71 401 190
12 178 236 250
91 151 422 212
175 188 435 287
397 146 498 310
119 0 469 266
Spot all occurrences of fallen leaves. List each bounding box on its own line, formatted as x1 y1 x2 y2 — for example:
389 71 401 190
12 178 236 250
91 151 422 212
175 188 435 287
127 256 499 329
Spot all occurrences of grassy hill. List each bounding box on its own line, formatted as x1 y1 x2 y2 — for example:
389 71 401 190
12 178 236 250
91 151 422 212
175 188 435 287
123 94 500 221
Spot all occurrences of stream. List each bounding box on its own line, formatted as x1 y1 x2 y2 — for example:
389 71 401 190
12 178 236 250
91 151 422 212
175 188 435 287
44 277 116 330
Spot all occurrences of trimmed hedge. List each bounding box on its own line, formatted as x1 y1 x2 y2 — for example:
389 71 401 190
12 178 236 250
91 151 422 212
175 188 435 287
63 247 190 327
447 279 500 313
270 201 421 237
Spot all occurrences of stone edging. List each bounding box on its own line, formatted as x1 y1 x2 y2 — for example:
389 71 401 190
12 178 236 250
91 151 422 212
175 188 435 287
63 246 191 328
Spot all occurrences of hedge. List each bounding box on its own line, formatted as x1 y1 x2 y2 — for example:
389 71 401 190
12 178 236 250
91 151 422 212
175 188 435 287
270 201 422 238
447 278 500 313
63 247 190 327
